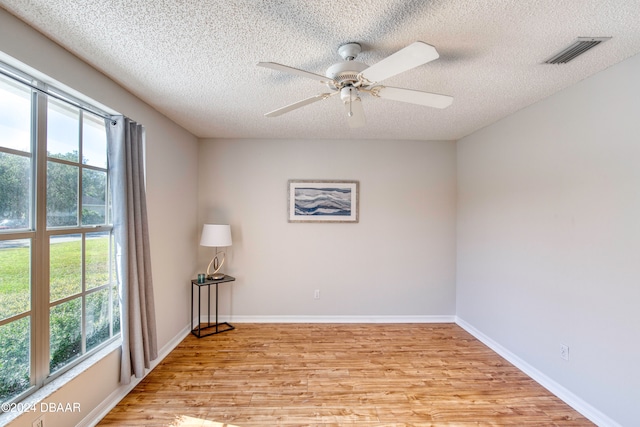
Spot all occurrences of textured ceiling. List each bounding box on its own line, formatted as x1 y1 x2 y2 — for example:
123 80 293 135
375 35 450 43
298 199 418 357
2 0 640 141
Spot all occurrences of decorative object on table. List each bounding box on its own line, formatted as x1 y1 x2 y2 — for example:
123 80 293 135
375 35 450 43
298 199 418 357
288 180 359 223
197 273 206 283
200 224 232 280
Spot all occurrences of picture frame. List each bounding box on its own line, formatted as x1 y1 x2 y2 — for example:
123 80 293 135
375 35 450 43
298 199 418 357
288 180 359 223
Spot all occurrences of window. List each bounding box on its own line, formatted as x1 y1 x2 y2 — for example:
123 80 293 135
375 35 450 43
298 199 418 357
0 64 120 404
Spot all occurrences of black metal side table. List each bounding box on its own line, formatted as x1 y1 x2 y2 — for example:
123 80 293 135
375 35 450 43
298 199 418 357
190 275 236 338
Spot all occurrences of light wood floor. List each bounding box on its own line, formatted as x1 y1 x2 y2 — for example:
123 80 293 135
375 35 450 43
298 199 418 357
98 323 593 426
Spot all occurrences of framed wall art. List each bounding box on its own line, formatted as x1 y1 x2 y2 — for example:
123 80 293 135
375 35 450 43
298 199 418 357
288 180 359 223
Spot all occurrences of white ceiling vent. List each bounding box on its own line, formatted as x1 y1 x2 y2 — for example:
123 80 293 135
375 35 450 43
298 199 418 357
544 37 611 64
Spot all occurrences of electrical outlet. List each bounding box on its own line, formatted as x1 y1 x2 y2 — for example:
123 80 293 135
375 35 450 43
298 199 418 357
32 415 44 427
560 344 569 361
314 289 320 299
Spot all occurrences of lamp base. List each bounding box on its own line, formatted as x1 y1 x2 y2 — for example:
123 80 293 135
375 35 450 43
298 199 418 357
207 273 225 281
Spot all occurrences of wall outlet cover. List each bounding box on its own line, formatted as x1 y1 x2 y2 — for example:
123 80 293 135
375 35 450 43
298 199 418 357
560 344 569 361
32 415 45 427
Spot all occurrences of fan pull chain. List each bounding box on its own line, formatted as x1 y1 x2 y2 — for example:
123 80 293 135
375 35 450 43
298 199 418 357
348 87 353 117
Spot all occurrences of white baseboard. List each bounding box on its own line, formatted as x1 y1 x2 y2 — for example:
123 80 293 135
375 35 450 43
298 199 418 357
204 314 456 324
455 317 621 427
77 323 192 427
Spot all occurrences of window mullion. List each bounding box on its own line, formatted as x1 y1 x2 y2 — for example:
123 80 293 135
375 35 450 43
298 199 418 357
78 110 84 227
79 111 87 355
32 90 50 388
81 234 87 355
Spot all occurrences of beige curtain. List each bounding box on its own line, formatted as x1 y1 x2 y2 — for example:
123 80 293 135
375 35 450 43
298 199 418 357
107 116 158 384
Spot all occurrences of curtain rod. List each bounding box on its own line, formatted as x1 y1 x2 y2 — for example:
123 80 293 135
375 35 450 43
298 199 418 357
0 67 116 122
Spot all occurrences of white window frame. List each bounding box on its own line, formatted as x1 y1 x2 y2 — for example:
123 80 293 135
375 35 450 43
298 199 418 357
0 60 121 406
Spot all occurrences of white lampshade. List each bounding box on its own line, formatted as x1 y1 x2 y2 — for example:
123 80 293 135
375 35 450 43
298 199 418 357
200 224 232 247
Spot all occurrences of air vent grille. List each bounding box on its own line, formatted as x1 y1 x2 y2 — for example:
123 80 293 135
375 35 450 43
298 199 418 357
544 37 611 64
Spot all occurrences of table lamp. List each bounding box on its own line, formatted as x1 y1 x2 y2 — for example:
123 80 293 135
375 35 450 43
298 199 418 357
200 224 232 280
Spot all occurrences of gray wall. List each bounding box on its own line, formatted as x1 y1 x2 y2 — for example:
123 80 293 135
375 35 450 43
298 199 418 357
198 138 458 320
457 53 640 427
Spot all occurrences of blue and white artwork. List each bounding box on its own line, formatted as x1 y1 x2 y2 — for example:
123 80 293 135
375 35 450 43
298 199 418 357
289 180 359 222
294 187 352 216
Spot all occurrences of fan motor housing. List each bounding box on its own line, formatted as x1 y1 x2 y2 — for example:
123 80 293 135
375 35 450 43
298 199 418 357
325 61 368 88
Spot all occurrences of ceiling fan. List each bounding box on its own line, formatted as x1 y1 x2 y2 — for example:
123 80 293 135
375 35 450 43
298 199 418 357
257 41 453 128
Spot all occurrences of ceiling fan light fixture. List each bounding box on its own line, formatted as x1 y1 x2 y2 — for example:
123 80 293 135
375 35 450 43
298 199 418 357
340 86 358 103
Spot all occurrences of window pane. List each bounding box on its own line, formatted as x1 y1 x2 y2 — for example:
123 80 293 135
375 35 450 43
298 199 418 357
87 288 110 351
111 231 116 273
50 234 81 301
110 233 120 334
47 161 78 227
0 239 30 321
0 317 30 403
50 298 81 373
86 232 110 290
0 152 31 230
112 283 120 335
82 113 107 168
81 169 106 226
47 99 79 162
0 75 31 153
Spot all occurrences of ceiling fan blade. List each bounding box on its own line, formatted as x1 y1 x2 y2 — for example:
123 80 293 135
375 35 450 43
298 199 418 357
360 42 439 83
257 62 330 84
343 98 366 128
374 86 453 109
264 93 334 117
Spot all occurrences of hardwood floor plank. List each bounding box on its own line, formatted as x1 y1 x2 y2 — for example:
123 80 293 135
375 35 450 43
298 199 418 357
98 324 593 426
